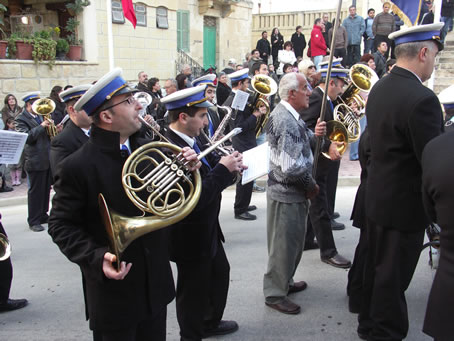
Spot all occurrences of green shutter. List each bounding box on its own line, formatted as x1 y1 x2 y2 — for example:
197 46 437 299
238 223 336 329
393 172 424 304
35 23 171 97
177 10 190 52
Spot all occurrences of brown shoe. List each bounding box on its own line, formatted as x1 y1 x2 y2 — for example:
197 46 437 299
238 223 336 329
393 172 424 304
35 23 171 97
265 298 301 314
321 253 351 269
288 281 307 294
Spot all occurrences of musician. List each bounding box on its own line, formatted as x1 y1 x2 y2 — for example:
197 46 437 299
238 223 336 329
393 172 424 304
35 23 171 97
223 68 266 220
300 67 351 268
49 84 92 179
263 72 326 314
421 118 454 341
357 23 444 341
162 86 244 340
438 84 454 132
48 68 199 341
0 217 28 312
15 92 52 233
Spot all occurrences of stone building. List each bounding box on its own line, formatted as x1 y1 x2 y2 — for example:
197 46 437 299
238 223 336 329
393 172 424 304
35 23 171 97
0 0 253 101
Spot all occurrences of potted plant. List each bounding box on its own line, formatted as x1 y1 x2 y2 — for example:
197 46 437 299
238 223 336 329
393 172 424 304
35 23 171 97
0 4 8 58
65 0 90 61
8 31 33 60
31 30 57 67
56 38 69 60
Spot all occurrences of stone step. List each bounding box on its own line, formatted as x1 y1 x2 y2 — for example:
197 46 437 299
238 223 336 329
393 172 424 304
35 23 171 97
436 63 454 70
438 52 454 58
438 57 454 63
434 78 454 86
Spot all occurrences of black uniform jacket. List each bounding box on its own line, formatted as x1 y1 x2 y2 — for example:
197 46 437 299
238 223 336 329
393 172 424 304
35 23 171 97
223 91 257 152
48 126 175 331
365 66 443 232
15 108 50 172
422 131 454 341
50 119 89 179
350 127 371 228
164 129 234 262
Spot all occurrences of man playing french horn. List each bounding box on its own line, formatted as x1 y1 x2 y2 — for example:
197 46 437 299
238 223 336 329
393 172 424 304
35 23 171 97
48 68 200 341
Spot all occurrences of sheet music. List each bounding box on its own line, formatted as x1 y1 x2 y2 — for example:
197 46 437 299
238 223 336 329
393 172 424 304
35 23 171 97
241 142 270 185
231 90 249 111
0 130 28 164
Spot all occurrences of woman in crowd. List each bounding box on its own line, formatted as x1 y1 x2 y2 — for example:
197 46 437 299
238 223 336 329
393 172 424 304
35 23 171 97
1 94 22 126
277 41 297 75
271 27 284 68
176 74 188 90
359 53 376 71
216 72 231 106
298 59 320 90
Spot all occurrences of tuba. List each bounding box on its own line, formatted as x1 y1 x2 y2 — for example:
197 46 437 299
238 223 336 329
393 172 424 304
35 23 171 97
99 121 242 269
249 75 278 138
0 233 11 261
32 98 58 139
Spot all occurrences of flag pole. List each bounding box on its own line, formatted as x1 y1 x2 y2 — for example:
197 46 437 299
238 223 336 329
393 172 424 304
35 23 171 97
312 0 343 177
428 0 443 91
106 0 115 71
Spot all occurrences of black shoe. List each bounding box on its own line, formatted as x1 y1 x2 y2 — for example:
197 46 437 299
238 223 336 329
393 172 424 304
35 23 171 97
235 212 257 220
247 205 257 211
252 184 265 192
0 298 28 312
331 219 345 230
321 253 351 269
357 327 370 340
332 212 340 219
303 240 319 250
29 224 44 232
0 186 13 193
203 320 239 338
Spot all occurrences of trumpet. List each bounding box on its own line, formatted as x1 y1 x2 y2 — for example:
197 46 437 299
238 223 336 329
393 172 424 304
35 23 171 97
32 98 58 138
0 233 11 261
100 115 242 269
249 75 278 137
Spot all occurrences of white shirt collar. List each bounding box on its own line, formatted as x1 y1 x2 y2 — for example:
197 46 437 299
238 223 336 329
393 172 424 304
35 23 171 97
280 100 300 121
398 66 423 84
169 127 194 147
120 138 131 151
81 127 90 137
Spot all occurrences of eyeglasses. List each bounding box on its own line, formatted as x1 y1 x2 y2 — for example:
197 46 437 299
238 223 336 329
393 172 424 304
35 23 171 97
102 96 137 111
308 66 315 69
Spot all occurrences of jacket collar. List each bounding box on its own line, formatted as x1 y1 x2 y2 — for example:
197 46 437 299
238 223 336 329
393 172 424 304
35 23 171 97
89 125 140 152
391 66 423 84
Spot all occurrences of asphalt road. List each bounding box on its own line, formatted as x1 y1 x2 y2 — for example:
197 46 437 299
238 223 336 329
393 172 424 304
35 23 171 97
0 186 435 341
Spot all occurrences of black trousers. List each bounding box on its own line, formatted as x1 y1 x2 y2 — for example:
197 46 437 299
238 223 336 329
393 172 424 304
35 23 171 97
358 220 425 341
234 180 254 215
307 157 338 259
27 169 52 226
334 48 347 67
326 159 340 217
92 307 167 341
176 242 230 341
347 225 367 309
0 222 12 303
346 45 361 67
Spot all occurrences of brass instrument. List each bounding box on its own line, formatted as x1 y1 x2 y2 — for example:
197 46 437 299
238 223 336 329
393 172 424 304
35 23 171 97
134 91 153 118
99 121 242 269
32 98 58 138
0 233 11 261
249 75 278 138
211 105 234 143
321 121 349 159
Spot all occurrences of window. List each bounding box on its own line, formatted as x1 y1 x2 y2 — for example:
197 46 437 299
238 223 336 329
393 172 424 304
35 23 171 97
112 1 125 24
156 6 168 29
135 3 147 27
177 10 189 52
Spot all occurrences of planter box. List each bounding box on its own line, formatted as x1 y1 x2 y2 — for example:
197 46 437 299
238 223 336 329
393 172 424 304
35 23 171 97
0 41 7 59
15 41 33 60
67 45 82 61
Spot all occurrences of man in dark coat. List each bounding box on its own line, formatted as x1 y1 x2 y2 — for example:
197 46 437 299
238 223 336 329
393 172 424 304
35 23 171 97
48 68 199 341
136 71 152 95
256 31 271 62
421 129 454 341
50 84 91 179
161 85 243 340
15 92 52 232
291 25 307 58
223 69 265 220
300 68 351 269
357 23 445 341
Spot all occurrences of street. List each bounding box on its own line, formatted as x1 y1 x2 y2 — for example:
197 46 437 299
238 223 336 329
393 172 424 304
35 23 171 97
0 186 434 341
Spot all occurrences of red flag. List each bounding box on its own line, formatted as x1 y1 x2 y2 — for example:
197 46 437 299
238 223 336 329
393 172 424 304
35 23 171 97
121 0 137 28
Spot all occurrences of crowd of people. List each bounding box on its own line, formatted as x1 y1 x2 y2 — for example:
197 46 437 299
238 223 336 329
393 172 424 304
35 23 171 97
0 7 453 341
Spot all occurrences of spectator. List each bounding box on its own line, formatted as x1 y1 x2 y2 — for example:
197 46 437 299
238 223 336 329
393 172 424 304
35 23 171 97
222 58 236 75
373 2 395 59
360 53 376 71
277 41 297 75
291 25 307 58
1 94 21 126
364 8 375 54
256 31 271 63
441 0 454 43
328 18 348 67
179 64 193 86
298 59 319 90
49 86 66 125
373 41 388 78
216 72 232 106
322 13 333 46
283 63 294 74
136 71 151 94
343 5 365 67
243 52 251 68
236 64 244 70
163 78 177 96
268 64 279 84
385 58 396 75
176 74 188 90
271 27 284 68
422 1 435 24
248 49 262 74
4 118 21 186
311 18 328 71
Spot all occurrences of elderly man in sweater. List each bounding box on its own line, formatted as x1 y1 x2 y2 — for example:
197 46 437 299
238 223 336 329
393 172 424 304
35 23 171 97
263 73 327 314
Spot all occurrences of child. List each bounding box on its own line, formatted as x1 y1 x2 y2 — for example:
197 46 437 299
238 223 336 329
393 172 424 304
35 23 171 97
5 118 21 186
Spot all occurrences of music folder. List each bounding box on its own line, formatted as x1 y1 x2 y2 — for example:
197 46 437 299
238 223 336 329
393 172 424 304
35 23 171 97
241 142 270 185
0 130 28 164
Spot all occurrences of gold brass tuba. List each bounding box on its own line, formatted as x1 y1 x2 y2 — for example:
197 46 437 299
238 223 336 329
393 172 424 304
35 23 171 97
250 75 278 138
32 98 58 139
99 122 242 269
0 233 11 261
